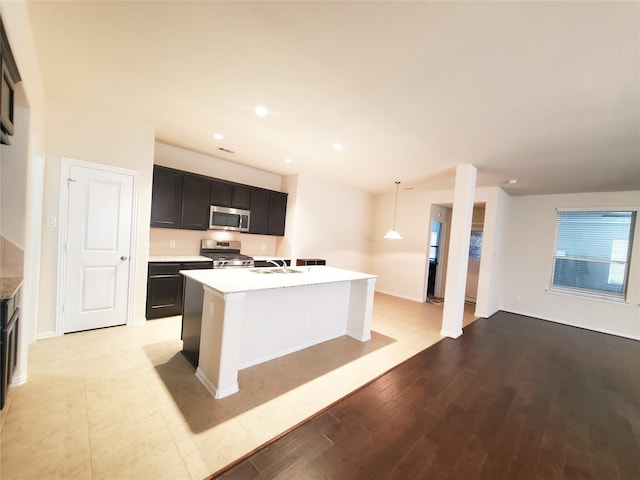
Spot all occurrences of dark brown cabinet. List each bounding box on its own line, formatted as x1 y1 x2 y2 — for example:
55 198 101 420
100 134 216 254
150 165 287 236
0 17 21 145
267 190 287 235
151 166 210 231
150 166 183 228
181 174 210 230
210 180 232 207
211 180 251 210
296 258 326 266
250 188 288 236
146 261 212 319
1 285 19 410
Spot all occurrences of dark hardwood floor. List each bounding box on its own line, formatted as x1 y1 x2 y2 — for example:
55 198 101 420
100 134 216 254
209 311 640 480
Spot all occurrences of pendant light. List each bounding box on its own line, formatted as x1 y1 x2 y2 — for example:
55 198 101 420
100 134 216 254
384 181 402 239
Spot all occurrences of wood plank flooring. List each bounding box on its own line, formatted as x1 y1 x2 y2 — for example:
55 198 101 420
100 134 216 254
208 311 640 480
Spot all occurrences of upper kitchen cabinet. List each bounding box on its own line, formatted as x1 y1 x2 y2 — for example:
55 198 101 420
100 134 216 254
0 18 21 145
181 173 211 230
250 188 288 236
211 180 251 210
150 166 210 230
150 166 183 228
150 165 287 235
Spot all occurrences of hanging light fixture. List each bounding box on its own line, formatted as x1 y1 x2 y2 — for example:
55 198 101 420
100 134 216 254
384 181 402 239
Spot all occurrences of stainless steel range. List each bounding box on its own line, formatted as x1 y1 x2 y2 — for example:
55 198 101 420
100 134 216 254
200 239 254 268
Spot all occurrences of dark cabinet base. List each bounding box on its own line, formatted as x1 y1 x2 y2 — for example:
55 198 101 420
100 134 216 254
146 261 212 320
181 276 204 368
296 258 326 266
1 286 20 410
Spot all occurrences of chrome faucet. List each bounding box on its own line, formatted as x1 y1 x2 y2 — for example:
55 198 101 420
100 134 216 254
266 259 288 273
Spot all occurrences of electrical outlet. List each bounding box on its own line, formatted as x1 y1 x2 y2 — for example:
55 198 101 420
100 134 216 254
516 295 522 303
169 240 176 249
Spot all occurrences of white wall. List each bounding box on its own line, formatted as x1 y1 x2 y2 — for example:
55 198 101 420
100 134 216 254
0 105 28 247
500 190 640 339
371 186 505 316
37 100 155 335
1 0 49 384
154 142 282 191
284 173 372 272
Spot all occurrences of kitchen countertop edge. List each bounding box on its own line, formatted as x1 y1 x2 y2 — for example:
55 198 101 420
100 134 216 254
181 266 376 295
149 255 212 263
1 277 24 300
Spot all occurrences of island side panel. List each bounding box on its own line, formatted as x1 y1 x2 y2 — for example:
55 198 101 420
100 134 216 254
196 288 246 399
182 276 204 368
237 282 351 369
346 277 376 341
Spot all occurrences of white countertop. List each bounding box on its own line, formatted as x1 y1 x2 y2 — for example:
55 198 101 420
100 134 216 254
149 255 212 263
181 266 376 294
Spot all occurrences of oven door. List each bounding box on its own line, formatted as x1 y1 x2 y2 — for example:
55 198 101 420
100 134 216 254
209 206 250 232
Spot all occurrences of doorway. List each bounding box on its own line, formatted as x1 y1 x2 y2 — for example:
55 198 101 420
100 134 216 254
58 159 137 334
427 220 442 298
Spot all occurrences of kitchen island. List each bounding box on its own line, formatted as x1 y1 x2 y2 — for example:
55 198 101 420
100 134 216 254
181 266 377 399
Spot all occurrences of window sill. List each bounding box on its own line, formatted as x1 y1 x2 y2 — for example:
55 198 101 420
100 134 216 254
546 288 630 305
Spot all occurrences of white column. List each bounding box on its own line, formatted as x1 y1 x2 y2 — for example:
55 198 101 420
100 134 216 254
347 277 376 341
196 288 246 399
441 164 477 338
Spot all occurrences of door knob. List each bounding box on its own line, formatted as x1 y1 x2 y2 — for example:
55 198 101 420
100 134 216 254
121 256 128 261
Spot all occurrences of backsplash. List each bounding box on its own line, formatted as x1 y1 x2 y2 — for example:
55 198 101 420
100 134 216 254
0 236 24 278
149 228 279 257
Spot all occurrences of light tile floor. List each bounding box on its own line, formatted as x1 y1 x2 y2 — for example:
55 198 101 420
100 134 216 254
0 293 477 480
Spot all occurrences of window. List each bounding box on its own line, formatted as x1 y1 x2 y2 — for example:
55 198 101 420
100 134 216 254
551 210 636 301
469 231 483 261
429 221 441 262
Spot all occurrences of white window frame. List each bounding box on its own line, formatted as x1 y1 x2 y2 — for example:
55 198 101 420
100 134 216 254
549 207 636 302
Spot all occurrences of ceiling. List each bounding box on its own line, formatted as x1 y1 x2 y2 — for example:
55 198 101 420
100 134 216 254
26 1 639 195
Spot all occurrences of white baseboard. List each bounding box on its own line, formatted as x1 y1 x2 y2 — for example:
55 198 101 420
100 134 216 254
501 308 640 341
195 368 239 399
36 330 58 340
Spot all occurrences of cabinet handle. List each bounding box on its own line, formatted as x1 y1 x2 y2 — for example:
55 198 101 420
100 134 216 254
121 256 128 261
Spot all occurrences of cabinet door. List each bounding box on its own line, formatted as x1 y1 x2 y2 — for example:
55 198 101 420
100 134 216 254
249 188 270 234
146 263 182 319
231 185 251 210
181 174 210 230
267 191 288 236
150 166 183 228
210 180 233 206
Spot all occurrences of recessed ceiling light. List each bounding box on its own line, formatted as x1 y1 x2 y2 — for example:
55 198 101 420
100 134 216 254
507 179 518 185
284 158 292 164
333 143 344 151
254 105 269 117
212 133 224 140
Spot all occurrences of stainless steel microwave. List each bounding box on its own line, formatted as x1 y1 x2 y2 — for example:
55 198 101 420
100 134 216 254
209 205 250 232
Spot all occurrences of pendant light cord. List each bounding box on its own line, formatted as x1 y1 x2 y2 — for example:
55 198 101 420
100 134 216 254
392 181 400 229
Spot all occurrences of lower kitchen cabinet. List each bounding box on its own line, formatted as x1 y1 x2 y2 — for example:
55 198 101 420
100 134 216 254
296 258 326 266
1 283 20 410
146 261 212 319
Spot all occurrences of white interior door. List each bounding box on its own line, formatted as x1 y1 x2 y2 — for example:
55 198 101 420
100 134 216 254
63 164 134 333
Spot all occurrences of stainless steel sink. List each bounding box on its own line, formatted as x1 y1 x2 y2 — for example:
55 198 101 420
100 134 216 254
250 268 276 274
250 268 303 274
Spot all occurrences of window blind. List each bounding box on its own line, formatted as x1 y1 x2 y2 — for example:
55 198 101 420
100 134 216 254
551 210 636 300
